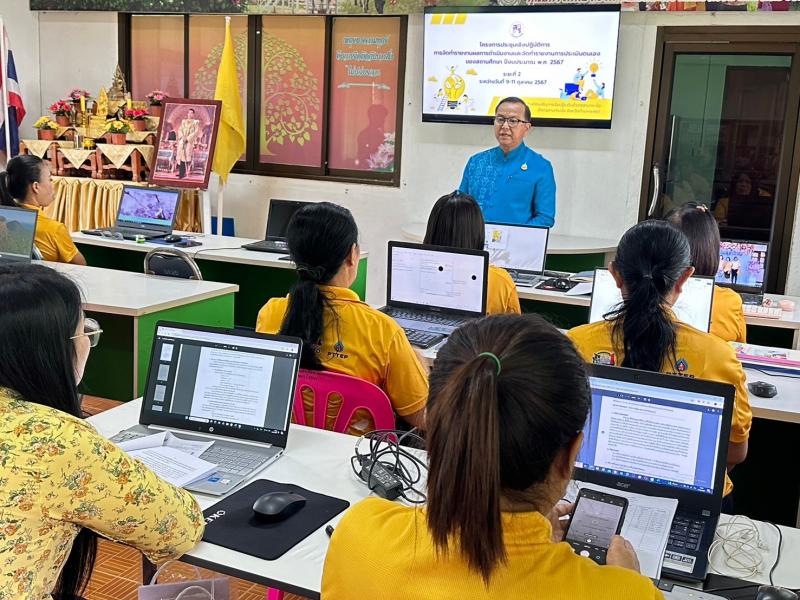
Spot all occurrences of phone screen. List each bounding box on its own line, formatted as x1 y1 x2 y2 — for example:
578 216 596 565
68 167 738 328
565 497 625 549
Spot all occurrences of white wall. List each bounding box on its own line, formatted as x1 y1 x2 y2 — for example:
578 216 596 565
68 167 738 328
9 7 800 302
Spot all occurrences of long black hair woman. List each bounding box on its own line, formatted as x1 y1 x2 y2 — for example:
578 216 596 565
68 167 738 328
255 202 427 432
0 263 203 600
0 154 86 264
322 314 661 599
568 220 751 498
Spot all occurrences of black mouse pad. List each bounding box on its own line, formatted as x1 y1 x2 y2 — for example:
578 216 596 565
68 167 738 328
202 480 349 561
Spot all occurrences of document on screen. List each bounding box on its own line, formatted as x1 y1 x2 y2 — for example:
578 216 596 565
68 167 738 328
190 348 274 427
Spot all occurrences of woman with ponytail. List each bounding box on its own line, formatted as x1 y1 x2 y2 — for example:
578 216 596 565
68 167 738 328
0 155 86 264
255 202 427 432
568 220 751 498
323 314 660 599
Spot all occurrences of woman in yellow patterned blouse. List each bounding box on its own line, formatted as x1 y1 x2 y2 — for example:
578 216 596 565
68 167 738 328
0 263 204 600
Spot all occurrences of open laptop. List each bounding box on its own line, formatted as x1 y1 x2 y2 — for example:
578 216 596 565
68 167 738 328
0 205 37 264
242 199 312 253
716 239 768 304
84 185 180 240
590 268 715 333
577 365 734 582
484 221 549 287
380 241 488 349
111 322 302 496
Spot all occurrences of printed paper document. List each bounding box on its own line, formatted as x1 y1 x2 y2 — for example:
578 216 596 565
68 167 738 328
128 446 218 488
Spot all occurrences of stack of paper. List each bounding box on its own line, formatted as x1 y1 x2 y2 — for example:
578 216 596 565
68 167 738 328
119 432 217 488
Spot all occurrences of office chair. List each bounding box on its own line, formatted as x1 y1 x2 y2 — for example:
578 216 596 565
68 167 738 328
143 247 203 280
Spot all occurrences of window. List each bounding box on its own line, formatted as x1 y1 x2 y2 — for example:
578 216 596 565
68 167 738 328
121 14 406 186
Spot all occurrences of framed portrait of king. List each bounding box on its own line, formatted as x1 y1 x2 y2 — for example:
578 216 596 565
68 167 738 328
149 98 222 190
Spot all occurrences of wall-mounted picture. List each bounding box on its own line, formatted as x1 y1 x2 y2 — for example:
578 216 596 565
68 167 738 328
150 97 221 190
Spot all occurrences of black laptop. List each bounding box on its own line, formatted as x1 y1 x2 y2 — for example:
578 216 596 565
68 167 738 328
242 199 312 254
576 365 734 582
716 239 769 305
0 205 38 264
379 241 488 349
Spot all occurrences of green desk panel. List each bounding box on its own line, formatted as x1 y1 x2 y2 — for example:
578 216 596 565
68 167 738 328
545 252 606 274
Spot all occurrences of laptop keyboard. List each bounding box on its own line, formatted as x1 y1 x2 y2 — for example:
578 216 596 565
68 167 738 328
668 514 706 552
386 308 464 327
112 431 144 443
201 445 269 475
511 273 544 287
403 328 445 349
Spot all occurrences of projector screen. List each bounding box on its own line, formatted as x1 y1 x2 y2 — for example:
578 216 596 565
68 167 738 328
422 6 621 129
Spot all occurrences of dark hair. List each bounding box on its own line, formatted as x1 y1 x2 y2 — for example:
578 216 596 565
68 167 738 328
279 202 358 369
0 154 46 206
665 202 720 277
0 263 97 599
423 192 485 251
426 314 590 582
496 96 531 123
608 220 692 372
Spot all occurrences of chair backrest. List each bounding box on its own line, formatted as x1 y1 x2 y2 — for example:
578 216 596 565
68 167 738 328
294 369 395 433
144 247 203 280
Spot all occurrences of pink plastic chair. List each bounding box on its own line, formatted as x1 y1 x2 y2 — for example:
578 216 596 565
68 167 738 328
266 369 395 600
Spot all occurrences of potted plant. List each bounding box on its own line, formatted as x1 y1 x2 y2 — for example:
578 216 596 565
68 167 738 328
34 116 58 141
49 100 73 127
146 90 167 119
69 88 91 116
106 120 130 145
124 108 149 132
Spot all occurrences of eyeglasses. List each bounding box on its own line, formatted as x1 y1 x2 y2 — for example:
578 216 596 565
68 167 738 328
494 116 527 128
70 317 103 348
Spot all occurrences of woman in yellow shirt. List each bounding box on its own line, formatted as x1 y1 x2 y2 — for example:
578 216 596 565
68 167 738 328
256 202 427 431
667 202 746 343
423 191 521 315
322 314 660 600
567 221 751 500
0 155 86 264
0 263 203 600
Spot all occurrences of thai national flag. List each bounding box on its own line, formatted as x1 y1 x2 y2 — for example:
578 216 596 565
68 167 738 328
0 26 26 158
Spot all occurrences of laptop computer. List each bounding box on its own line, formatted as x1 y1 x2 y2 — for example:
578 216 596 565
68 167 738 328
242 199 312 253
110 322 302 496
484 221 549 287
0 205 37 264
577 365 734 582
589 268 715 333
379 241 488 349
716 239 768 304
84 185 180 240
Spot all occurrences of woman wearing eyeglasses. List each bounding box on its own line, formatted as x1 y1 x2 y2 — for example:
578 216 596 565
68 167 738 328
0 263 204 600
458 96 556 227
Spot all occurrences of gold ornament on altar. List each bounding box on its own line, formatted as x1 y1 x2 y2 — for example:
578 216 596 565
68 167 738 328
109 65 128 99
95 88 109 118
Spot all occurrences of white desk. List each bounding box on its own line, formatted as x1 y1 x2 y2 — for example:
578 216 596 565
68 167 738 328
89 399 800 597
745 368 800 425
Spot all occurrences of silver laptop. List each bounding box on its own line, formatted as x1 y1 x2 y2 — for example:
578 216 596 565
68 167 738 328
111 322 302 496
0 205 37 264
484 221 549 287
88 185 180 240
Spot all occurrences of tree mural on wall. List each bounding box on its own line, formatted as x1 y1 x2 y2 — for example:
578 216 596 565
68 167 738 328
191 30 248 99
261 33 320 154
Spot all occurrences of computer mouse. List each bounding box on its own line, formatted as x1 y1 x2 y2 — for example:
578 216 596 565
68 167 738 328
554 278 571 290
175 239 201 248
252 491 307 523
748 381 778 398
164 234 182 243
756 585 798 600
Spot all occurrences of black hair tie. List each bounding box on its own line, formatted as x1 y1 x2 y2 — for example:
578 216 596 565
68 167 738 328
297 264 325 282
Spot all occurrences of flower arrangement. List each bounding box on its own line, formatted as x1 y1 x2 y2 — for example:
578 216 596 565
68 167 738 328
34 116 58 130
124 108 148 120
69 88 91 102
49 100 72 116
367 132 395 172
146 90 167 106
106 120 130 134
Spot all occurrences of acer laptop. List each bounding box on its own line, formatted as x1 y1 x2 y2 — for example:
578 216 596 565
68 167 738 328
111 322 302 496
484 221 549 287
379 241 488 349
85 185 180 240
0 205 37 264
577 365 734 582
242 199 312 254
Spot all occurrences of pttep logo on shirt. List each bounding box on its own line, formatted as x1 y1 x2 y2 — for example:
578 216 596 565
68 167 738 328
328 340 349 361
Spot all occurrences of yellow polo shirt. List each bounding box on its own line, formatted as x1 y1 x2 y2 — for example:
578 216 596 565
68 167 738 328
256 285 428 428
711 286 747 343
21 203 79 263
322 497 663 600
487 265 521 315
567 319 752 496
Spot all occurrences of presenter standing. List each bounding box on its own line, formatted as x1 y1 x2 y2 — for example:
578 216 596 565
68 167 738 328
459 97 556 227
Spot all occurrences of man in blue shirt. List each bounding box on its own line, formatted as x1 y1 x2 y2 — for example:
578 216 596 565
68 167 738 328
459 97 556 227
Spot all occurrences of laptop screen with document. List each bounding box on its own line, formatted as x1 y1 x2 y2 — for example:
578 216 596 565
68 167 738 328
387 242 488 315
484 222 548 274
117 186 180 230
141 323 302 446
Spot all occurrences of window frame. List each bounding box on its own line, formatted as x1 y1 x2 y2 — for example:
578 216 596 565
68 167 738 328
120 13 406 187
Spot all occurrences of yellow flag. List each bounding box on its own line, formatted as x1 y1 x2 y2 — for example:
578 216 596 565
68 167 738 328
211 17 245 184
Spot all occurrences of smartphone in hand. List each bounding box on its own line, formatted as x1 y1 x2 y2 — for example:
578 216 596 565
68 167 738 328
563 488 628 565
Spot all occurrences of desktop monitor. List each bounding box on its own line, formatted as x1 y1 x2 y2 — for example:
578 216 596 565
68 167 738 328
117 185 180 231
0 205 38 264
716 240 768 294
265 200 312 240
386 241 488 316
589 268 715 333
484 222 549 275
